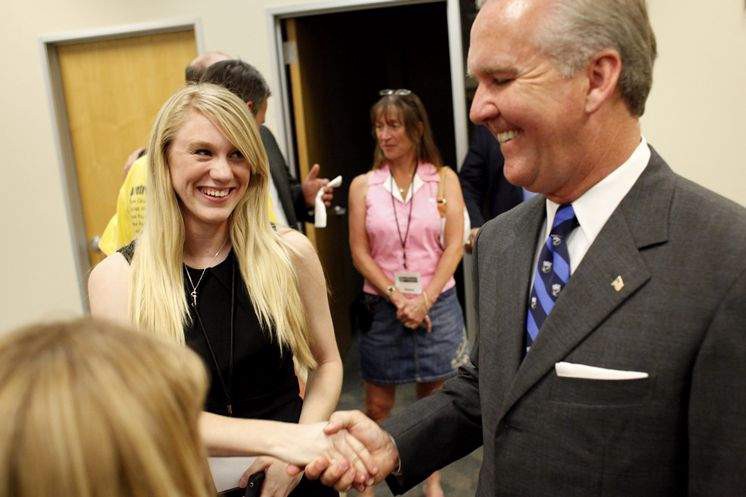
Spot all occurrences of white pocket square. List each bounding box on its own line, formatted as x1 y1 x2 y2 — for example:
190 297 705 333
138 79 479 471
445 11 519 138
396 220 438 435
555 362 649 380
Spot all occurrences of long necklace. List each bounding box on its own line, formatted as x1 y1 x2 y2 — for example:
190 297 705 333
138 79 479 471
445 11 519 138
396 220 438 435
390 163 418 270
184 238 228 307
190 259 236 416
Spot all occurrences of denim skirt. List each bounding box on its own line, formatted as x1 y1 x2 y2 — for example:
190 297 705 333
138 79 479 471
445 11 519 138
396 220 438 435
359 287 468 384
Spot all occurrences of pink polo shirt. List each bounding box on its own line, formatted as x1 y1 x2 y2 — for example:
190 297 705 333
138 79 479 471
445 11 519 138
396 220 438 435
363 163 455 296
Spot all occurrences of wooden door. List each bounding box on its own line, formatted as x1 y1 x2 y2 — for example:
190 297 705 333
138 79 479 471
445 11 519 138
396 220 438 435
56 30 197 266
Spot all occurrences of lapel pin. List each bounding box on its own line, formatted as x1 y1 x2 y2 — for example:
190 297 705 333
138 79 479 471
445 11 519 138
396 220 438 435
611 275 624 292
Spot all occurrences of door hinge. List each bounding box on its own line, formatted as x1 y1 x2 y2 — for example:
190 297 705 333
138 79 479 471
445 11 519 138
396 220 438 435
283 41 298 65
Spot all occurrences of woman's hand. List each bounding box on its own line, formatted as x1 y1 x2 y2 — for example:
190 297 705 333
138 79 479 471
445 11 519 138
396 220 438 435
388 290 408 311
240 456 302 497
396 294 432 331
277 422 376 490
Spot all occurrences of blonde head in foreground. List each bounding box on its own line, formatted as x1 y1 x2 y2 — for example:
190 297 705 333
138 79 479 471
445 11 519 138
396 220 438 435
0 318 214 497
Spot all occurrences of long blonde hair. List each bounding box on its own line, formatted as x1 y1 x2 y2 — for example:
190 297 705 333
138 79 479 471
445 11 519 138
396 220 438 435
129 84 315 368
0 318 213 497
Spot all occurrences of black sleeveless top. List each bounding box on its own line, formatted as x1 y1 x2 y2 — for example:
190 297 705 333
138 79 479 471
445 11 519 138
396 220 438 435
119 242 300 420
120 242 338 497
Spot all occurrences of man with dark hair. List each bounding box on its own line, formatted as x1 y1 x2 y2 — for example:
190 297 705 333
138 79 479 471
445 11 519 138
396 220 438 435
201 58 331 229
201 59 271 109
300 0 746 495
99 54 333 254
184 50 231 83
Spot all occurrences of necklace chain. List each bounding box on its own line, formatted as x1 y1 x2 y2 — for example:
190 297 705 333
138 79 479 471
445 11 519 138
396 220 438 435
184 238 228 307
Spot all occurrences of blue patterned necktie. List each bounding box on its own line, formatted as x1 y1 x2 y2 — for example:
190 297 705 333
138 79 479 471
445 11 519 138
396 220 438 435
525 204 579 349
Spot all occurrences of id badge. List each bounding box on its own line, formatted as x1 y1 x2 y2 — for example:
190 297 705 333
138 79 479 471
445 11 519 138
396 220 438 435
394 271 422 294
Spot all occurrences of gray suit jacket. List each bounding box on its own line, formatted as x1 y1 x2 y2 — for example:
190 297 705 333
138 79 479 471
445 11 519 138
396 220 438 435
259 125 311 229
383 148 746 496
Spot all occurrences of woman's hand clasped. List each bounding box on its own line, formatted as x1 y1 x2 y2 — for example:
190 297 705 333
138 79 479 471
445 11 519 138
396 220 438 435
396 294 432 332
278 422 378 492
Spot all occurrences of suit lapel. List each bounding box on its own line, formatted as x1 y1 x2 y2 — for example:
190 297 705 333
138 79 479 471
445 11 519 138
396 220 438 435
497 149 674 421
484 197 545 409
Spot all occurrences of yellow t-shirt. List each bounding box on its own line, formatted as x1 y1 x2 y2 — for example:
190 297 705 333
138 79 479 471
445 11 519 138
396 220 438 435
98 156 148 255
98 155 279 255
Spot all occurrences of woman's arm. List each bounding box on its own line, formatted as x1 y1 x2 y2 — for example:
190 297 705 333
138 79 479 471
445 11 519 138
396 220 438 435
201 412 374 479
281 228 343 424
398 167 465 326
88 253 131 326
348 174 408 307
200 412 325 462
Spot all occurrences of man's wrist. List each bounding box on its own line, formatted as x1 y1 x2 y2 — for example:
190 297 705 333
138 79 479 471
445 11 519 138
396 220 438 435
387 433 402 476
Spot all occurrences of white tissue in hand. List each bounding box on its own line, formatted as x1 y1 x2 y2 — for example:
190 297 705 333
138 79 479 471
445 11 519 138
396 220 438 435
314 175 343 228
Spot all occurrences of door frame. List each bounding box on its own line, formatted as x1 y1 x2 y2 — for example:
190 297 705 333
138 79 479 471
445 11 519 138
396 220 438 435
39 18 204 309
265 0 468 176
264 0 478 336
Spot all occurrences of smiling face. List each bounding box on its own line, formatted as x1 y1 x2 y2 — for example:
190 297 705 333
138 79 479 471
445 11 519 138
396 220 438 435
374 107 417 164
167 109 250 231
467 0 590 197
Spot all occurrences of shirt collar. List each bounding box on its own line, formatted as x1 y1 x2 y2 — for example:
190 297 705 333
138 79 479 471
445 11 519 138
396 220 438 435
544 137 650 242
380 163 437 203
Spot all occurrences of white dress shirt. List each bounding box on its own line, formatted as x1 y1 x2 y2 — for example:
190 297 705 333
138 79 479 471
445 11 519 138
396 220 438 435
532 137 651 279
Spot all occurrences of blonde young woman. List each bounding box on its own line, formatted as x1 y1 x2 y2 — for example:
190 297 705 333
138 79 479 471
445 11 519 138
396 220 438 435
89 84 367 496
0 318 360 497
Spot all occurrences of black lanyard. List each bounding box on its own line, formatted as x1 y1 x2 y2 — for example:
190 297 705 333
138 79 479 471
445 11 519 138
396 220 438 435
186 259 236 416
390 165 418 270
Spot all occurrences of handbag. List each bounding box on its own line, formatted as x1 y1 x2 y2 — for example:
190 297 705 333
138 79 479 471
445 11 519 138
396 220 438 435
437 166 471 245
217 471 264 497
351 292 375 334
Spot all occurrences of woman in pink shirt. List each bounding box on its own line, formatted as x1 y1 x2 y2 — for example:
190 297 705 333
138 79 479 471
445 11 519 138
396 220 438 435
348 90 467 497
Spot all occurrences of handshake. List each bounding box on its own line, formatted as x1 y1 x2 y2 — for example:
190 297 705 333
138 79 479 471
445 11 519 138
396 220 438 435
280 410 399 493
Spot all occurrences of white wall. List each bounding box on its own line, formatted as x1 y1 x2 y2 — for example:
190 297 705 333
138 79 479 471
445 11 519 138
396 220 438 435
643 0 746 203
2 0 745 331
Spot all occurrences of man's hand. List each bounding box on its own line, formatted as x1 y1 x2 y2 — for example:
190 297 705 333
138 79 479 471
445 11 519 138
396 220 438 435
240 456 301 497
299 410 399 492
302 163 334 207
277 421 376 486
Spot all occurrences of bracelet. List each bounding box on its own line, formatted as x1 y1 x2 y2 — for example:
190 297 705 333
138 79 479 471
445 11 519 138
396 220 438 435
422 290 431 308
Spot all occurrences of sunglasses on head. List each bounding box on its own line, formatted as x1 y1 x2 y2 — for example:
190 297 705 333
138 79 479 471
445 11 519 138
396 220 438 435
379 89 412 96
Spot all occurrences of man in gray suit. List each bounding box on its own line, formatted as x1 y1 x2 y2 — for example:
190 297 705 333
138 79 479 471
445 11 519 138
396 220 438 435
301 0 746 495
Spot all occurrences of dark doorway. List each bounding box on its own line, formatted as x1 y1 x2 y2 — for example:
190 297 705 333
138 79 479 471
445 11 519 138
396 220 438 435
283 2 456 355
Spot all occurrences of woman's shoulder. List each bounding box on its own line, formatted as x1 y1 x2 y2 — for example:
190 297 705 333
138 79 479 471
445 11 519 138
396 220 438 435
366 166 390 185
89 252 131 290
350 172 373 191
88 251 131 322
419 162 450 181
278 227 315 257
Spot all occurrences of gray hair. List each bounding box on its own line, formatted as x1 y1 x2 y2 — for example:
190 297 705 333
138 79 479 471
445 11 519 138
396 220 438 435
536 0 657 116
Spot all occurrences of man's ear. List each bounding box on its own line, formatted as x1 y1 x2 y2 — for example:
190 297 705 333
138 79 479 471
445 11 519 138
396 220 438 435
247 100 256 114
585 49 622 113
